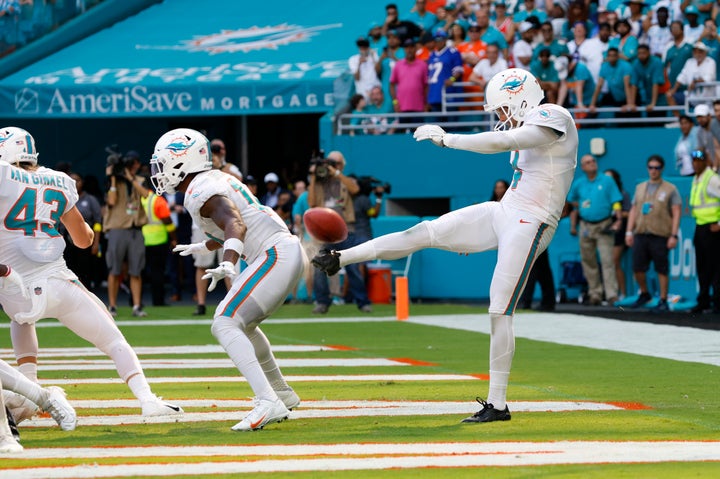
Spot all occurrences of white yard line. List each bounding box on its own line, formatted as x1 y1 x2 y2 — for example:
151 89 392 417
30 358 410 371
3 442 719 478
37 374 478 385
0 344 345 358
20 400 628 428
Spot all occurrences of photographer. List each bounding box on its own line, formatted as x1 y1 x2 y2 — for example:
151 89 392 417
308 151 372 314
210 138 243 181
103 149 149 317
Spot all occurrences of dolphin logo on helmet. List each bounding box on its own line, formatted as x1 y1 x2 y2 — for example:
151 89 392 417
484 68 544 131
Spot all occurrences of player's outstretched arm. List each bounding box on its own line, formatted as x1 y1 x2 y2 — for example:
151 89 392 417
443 124 559 154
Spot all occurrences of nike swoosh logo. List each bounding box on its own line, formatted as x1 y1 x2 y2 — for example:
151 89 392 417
250 414 267 429
166 405 181 412
519 219 531 224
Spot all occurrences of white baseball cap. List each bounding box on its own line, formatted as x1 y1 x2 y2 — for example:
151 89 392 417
264 172 279 183
693 104 712 117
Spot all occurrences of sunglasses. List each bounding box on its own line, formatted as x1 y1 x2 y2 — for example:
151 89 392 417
691 151 706 160
647 165 662 170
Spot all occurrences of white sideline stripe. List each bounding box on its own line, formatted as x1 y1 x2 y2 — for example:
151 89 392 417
3 442 719 478
0 344 342 358
0 317 393 329
69 399 624 411
37 374 478 385
23 400 621 427
5 441 713 460
32 358 406 371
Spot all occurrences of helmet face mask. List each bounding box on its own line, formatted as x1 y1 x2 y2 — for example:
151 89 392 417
0 127 39 166
150 128 212 195
484 68 544 131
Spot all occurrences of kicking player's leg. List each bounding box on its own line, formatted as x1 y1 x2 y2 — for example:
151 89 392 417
0 379 23 453
339 202 502 267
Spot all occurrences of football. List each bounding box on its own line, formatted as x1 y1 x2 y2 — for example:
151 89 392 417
303 207 348 244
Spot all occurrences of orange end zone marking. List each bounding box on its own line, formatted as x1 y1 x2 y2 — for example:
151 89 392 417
389 358 439 367
326 344 358 351
470 374 490 380
607 401 653 410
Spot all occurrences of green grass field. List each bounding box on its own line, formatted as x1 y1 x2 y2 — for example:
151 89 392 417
1 303 719 478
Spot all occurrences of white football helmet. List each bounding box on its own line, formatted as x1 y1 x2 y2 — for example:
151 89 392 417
0 126 38 165
150 128 212 195
484 68 544 131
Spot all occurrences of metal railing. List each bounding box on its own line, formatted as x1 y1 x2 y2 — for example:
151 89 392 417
337 81 718 135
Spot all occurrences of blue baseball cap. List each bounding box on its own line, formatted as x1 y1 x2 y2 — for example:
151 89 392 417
433 29 448 39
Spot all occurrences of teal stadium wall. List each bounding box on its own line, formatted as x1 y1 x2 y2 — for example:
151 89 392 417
321 119 700 304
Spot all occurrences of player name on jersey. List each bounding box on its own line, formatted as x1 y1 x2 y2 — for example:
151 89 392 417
9 167 70 190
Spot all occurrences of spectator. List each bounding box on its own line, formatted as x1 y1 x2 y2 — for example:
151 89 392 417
291 179 314 303
674 114 699 175
210 138 242 182
609 18 639 62
709 99 720 155
562 0 592 41
663 20 694 115
557 56 596 111
667 42 717 109
349 36 381 100
406 0 437 34
390 37 428 122
381 2 422 41
568 154 624 306
141 187 177 307
605 168 632 300
548 2 567 37
365 85 396 134
533 21 569 61
274 190 294 231
103 150 149 317
474 9 509 56
244 175 258 196
646 7 672 58
568 21 607 83
367 21 385 54
348 93 368 136
489 179 509 201
688 148 720 314
625 156 682 311
376 30 405 102
589 47 635 116
620 0 649 37
693 103 717 169
469 43 508 91
683 5 704 45
166 191 194 302
513 22 537 71
261 172 286 209
513 0 547 24
427 29 464 114
699 19 720 78
630 44 665 113
531 48 560 104
63 173 102 290
308 151 371 314
448 22 467 46
492 1 516 45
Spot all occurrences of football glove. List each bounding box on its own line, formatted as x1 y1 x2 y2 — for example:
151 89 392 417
202 261 236 292
173 242 210 257
2 267 29 299
413 124 446 147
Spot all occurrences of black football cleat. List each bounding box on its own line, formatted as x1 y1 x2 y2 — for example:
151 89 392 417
6 406 20 442
311 250 341 276
461 397 511 423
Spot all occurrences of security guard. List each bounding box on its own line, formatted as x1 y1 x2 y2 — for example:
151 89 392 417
141 191 177 307
688 149 720 314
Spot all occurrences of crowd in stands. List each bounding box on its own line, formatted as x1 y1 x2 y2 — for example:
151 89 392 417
344 0 720 133
0 0 103 57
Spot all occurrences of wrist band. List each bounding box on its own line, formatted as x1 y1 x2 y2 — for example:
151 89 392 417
165 223 176 233
109 187 117 192
334 170 341 177
625 232 633 236
92 223 102 233
223 237 244 255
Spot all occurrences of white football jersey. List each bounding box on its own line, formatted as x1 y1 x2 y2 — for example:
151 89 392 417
501 103 578 227
0 160 78 282
184 170 293 263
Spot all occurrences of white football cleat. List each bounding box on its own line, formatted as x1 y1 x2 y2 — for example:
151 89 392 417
275 388 300 410
3 390 39 424
0 435 23 454
141 397 184 417
41 387 76 431
231 398 289 431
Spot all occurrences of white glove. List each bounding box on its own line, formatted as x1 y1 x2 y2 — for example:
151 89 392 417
2 268 29 299
173 242 210 257
413 124 446 147
202 261 236 292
